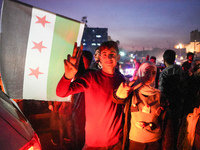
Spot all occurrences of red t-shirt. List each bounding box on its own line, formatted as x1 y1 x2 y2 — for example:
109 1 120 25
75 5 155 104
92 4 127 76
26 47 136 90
56 70 125 147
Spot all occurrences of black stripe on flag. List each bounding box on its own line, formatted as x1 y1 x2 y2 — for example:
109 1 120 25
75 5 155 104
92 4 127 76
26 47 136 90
1 0 32 98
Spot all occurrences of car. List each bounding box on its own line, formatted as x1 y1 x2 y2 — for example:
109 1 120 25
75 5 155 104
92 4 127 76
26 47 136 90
0 89 42 150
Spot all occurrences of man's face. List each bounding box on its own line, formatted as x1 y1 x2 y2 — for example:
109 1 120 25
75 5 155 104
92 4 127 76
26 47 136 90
99 48 120 71
188 55 193 62
94 49 100 62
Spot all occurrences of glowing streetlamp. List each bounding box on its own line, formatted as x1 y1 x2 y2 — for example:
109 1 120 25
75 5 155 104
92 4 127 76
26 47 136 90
119 51 125 56
178 43 182 58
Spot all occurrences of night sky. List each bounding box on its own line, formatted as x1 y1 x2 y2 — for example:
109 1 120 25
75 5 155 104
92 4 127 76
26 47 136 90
0 0 200 51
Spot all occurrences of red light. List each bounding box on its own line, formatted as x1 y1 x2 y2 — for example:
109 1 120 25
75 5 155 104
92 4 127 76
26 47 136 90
19 132 42 150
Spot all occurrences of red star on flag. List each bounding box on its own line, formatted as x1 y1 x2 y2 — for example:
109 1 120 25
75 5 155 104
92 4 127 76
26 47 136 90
28 67 44 79
35 15 50 27
32 41 47 53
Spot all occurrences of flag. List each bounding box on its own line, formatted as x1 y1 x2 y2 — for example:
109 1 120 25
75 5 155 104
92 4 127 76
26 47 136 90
0 0 85 101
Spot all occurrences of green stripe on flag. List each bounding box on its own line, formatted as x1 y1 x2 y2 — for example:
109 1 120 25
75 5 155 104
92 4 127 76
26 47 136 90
47 15 82 100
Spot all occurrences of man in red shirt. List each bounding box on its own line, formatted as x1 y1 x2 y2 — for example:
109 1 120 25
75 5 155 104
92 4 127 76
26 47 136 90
56 41 125 149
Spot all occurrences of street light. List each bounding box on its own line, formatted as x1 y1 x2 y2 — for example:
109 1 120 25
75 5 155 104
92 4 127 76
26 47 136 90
119 51 125 56
179 43 182 59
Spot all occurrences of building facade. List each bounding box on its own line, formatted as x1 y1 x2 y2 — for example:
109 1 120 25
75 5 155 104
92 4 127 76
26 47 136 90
81 27 108 54
174 29 200 57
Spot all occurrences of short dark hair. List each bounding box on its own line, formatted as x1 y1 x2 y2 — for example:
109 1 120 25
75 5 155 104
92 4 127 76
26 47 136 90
95 46 100 52
187 52 194 59
150 56 156 61
82 50 93 62
99 41 119 54
163 49 176 65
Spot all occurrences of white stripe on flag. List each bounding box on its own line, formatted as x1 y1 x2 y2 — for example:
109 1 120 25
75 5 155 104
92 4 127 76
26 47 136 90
76 23 85 47
23 8 56 100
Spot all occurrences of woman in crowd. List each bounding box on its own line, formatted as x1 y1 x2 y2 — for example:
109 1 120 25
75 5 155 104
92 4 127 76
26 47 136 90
113 61 174 150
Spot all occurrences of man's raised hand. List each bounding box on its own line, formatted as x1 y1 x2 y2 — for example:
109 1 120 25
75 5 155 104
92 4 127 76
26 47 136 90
64 42 83 79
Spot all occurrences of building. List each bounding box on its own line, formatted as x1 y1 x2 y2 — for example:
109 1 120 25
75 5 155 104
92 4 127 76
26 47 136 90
190 29 200 42
174 29 200 57
186 29 200 57
81 27 108 54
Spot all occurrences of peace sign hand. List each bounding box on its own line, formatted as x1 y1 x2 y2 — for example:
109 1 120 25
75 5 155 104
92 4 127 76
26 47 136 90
64 42 83 79
116 79 142 99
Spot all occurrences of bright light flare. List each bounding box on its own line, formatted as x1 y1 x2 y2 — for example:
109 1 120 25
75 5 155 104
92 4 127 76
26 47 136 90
125 68 135 76
179 44 182 49
119 51 125 56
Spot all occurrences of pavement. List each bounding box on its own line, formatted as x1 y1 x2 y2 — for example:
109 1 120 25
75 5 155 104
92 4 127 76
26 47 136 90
17 100 71 150
27 113 59 150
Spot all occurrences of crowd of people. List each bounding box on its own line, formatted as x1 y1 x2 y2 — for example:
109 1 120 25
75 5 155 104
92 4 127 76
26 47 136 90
50 41 200 150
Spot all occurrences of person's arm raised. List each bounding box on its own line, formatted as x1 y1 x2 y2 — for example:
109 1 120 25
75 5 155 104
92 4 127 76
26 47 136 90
64 42 83 79
116 79 142 99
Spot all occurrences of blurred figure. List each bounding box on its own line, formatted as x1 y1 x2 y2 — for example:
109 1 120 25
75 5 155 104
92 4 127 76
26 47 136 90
129 57 141 81
72 50 94 150
48 100 76 149
150 56 160 88
0 74 4 92
82 50 94 71
183 59 200 116
178 59 200 150
115 62 123 76
177 106 200 150
48 101 62 146
58 101 76 150
48 100 75 149
182 52 194 75
48 51 94 150
159 49 187 148
145 55 149 61
89 47 102 70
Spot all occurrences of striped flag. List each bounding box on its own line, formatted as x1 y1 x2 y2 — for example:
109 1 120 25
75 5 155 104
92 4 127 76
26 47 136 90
0 0 85 101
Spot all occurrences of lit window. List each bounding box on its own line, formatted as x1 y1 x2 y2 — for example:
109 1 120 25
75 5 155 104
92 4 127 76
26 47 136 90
83 43 86 45
83 39 86 42
96 35 101 38
97 43 101 46
91 43 96 46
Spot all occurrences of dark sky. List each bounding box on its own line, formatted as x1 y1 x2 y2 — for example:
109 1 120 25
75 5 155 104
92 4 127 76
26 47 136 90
1 0 200 51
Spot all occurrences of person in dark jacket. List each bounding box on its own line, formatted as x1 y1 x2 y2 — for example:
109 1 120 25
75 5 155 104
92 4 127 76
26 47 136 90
177 59 200 150
182 52 194 75
159 50 187 147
